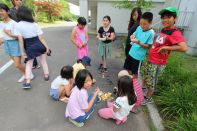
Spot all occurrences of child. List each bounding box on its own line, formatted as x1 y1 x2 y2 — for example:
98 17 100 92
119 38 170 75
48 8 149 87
97 15 115 72
0 3 26 82
124 12 154 78
125 7 142 57
98 75 136 125
10 0 40 70
141 7 187 105
65 69 100 127
70 17 88 59
118 70 144 113
72 56 91 79
15 6 51 89
50 66 74 102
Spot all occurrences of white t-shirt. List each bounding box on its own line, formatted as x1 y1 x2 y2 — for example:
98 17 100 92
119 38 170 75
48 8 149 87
113 96 134 120
15 21 43 38
51 76 69 90
0 20 17 40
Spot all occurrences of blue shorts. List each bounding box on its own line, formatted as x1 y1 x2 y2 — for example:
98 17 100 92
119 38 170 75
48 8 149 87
4 40 21 56
50 88 59 100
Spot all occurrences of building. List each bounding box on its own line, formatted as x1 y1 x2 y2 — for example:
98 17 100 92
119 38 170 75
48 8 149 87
68 0 197 56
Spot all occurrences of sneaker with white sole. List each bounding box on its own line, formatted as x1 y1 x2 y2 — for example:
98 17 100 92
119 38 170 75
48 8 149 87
141 97 153 105
18 73 34 83
69 118 84 127
22 83 32 89
18 75 25 83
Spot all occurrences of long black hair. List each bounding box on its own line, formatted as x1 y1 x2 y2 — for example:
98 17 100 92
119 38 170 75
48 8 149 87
128 7 142 30
17 6 34 22
117 76 136 105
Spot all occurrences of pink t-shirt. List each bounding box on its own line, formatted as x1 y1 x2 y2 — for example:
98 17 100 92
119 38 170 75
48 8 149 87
65 86 88 119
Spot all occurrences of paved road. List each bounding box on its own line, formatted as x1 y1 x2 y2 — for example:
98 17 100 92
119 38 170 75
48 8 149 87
0 26 150 131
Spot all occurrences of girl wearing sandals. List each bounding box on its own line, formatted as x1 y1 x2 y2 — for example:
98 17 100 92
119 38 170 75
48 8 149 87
97 15 115 73
15 6 50 89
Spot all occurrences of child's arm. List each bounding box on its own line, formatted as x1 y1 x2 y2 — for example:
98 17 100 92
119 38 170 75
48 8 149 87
106 32 115 41
38 35 50 53
64 78 74 97
0 38 3 45
84 87 100 112
70 28 82 48
158 42 188 54
4 29 18 39
133 40 152 49
18 35 27 60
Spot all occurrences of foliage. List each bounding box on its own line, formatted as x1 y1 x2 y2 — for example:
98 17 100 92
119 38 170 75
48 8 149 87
155 52 197 130
113 0 153 10
33 1 64 22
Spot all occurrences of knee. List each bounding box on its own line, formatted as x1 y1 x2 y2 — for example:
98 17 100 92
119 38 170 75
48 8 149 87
14 63 21 68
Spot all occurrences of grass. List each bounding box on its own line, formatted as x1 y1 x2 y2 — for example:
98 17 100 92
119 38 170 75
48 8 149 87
155 52 197 130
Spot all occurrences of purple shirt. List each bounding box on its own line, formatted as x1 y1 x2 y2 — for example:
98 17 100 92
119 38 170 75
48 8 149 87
65 86 88 119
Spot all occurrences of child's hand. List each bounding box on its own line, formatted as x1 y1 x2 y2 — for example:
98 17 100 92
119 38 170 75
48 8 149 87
131 39 139 44
158 46 170 55
94 87 100 95
77 44 82 49
4 29 11 36
130 35 135 40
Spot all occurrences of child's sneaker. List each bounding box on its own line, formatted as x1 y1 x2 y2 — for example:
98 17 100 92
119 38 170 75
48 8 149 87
141 97 153 105
60 97 69 103
69 118 84 127
18 75 25 83
22 83 31 89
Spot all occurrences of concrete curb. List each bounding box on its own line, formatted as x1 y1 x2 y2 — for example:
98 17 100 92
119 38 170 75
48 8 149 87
147 102 164 131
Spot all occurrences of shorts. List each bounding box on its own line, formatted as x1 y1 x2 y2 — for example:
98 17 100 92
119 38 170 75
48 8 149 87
124 55 140 74
141 62 166 91
50 88 59 100
4 40 21 56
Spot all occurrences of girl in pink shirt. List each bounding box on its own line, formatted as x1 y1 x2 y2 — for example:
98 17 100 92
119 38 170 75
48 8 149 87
71 17 89 59
65 69 100 127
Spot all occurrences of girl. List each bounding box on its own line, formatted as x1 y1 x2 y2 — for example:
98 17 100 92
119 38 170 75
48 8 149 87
97 15 115 73
118 70 144 113
125 7 142 57
15 6 50 89
50 66 74 102
10 0 40 70
0 3 26 82
65 69 100 127
98 75 136 125
70 17 88 59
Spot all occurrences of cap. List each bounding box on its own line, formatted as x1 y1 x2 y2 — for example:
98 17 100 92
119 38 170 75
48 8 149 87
118 70 133 79
159 6 179 16
81 56 91 66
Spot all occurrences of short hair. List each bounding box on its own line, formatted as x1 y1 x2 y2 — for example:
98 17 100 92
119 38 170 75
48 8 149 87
17 6 34 22
77 17 87 25
141 12 153 23
161 11 177 18
0 3 10 12
103 15 111 22
60 65 73 79
75 69 93 89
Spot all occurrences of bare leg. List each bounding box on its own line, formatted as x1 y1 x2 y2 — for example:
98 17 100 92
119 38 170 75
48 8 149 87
11 56 25 75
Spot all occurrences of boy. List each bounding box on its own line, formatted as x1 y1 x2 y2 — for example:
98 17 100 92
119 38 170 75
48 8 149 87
124 12 154 78
142 7 188 105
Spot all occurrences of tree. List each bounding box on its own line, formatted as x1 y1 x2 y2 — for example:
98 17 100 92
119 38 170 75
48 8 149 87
114 0 153 10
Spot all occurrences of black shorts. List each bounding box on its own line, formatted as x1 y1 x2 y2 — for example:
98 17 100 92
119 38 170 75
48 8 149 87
123 55 140 74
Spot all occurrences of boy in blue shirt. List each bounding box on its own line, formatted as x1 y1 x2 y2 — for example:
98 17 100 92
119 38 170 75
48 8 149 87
124 12 154 78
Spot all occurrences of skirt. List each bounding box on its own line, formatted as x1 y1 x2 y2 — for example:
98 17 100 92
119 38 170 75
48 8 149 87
24 36 46 61
98 41 112 59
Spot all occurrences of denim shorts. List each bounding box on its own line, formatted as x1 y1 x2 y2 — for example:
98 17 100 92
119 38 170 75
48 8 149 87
4 40 21 56
50 88 59 100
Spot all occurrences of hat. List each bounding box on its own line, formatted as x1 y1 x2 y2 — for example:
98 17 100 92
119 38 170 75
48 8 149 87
159 7 179 16
118 70 133 79
81 56 91 66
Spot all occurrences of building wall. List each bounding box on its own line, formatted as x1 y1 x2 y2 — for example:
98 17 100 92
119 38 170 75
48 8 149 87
97 1 165 34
